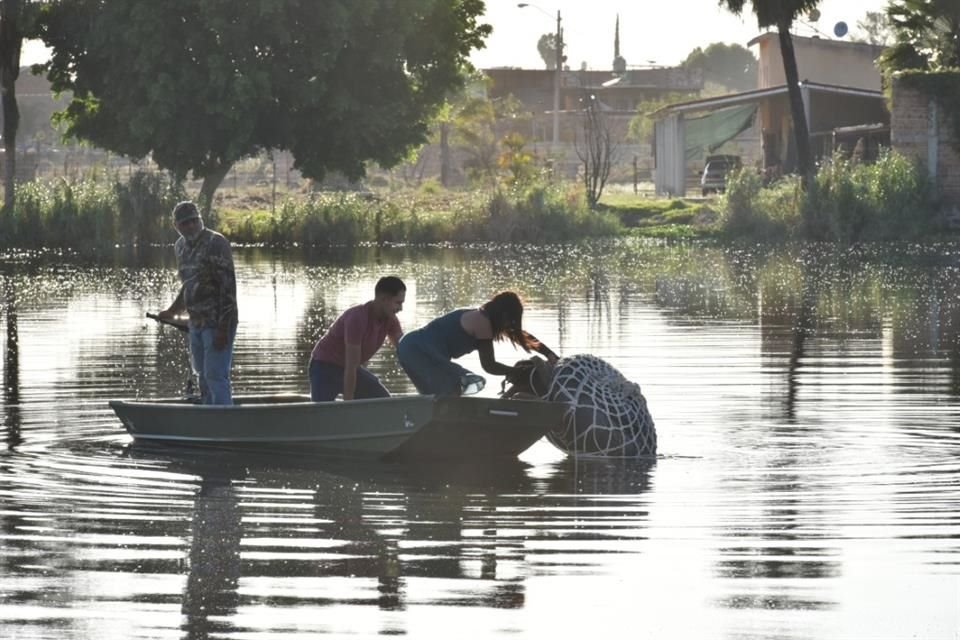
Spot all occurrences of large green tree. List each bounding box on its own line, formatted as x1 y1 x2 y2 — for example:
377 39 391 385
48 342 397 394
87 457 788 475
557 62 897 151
719 0 820 193
35 1 490 210
682 42 758 92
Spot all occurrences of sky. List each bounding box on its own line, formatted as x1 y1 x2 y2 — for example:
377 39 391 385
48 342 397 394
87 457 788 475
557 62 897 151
472 0 890 70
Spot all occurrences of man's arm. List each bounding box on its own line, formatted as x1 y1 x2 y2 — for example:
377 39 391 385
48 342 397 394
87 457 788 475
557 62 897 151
342 343 362 400
157 286 186 320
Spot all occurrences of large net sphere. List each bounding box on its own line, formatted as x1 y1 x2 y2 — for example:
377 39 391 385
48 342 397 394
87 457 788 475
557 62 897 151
543 354 656 457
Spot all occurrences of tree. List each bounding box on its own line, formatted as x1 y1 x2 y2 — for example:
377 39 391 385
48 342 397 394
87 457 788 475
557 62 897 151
627 92 697 145
852 10 895 46
35 1 490 212
575 93 618 209
878 0 960 72
452 93 525 187
719 0 820 195
537 32 563 70
681 42 758 92
0 0 27 211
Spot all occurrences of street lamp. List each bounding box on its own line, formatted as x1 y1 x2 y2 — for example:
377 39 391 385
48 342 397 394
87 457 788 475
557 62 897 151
517 3 561 148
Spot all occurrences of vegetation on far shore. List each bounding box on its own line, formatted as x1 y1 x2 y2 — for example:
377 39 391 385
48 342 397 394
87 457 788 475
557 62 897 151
0 150 951 250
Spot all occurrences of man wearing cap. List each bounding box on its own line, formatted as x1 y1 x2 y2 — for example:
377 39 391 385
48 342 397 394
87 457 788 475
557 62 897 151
157 201 239 405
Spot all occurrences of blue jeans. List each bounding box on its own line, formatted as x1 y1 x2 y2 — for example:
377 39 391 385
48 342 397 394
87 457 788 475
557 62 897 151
396 332 473 396
309 359 390 401
189 325 237 405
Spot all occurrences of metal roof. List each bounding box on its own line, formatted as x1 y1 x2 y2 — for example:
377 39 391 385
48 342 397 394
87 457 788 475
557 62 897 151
650 81 883 118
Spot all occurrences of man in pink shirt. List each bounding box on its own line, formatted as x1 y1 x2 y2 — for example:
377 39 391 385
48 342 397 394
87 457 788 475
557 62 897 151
309 276 406 401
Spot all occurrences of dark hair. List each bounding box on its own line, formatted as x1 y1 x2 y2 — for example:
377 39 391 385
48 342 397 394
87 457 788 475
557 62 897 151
481 291 539 351
375 276 406 297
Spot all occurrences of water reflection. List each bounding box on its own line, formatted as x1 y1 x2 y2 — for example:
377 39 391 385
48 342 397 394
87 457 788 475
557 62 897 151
182 474 241 638
3 273 22 448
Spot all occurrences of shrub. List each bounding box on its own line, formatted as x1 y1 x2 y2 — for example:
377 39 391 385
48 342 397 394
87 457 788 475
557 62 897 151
721 151 937 242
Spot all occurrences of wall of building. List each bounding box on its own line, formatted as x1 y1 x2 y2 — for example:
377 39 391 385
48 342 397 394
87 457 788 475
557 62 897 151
753 34 884 91
890 76 960 207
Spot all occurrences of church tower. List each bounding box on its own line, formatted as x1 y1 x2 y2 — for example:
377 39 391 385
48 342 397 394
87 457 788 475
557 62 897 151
613 14 627 74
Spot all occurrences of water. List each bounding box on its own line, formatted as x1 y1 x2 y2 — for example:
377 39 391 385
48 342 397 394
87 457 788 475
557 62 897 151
1 240 959 639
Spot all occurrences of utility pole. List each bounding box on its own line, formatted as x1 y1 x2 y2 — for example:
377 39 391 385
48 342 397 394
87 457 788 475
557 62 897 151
553 9 562 148
518 4 562 148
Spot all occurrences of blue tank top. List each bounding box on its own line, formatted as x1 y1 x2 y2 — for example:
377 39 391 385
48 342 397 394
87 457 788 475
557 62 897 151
417 309 477 359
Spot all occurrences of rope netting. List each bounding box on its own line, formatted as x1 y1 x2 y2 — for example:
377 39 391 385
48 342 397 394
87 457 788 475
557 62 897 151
542 354 656 457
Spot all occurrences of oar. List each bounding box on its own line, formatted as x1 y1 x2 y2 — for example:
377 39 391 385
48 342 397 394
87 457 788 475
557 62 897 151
146 312 189 333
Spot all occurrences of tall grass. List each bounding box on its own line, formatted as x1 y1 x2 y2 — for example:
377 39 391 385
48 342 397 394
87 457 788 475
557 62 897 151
2 171 185 249
721 150 938 241
721 168 803 240
221 181 619 245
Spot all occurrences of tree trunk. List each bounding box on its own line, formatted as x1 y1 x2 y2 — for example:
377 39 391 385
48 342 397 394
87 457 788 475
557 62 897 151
0 0 22 212
777 20 813 190
197 161 233 222
439 122 450 187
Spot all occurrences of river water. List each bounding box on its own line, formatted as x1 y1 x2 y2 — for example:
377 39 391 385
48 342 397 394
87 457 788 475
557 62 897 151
1 240 959 639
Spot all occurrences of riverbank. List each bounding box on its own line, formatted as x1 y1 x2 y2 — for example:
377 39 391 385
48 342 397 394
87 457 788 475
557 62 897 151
0 175 718 248
0 150 949 248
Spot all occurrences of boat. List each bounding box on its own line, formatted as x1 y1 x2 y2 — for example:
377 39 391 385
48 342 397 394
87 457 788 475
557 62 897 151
109 394 565 461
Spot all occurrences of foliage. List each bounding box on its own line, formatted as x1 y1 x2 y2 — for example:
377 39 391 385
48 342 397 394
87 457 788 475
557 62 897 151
114 171 188 245
207 181 621 245
853 10 895 46
1 173 184 248
451 92 528 187
681 42 758 92
1 175 626 248
627 92 697 144
720 167 802 240
600 195 715 238
717 0 822 29
536 32 563 70
34 0 491 205
719 151 938 241
897 69 960 157
497 133 537 186
805 151 936 241
718 0 821 191
878 0 960 156
0 0 38 210
458 183 619 242
878 0 960 73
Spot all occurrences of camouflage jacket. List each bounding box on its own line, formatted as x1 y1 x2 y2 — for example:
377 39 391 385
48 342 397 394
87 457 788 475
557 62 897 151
174 228 238 329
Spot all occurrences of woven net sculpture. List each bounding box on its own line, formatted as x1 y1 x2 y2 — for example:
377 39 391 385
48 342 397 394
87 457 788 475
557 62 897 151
541 354 656 457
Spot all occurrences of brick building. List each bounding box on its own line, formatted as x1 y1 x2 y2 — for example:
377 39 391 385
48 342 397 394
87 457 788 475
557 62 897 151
889 74 960 211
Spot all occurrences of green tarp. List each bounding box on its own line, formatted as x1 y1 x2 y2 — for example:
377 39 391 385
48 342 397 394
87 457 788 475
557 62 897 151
684 103 757 161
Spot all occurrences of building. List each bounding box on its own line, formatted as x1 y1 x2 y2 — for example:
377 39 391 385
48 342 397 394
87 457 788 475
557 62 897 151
653 32 889 196
484 65 703 145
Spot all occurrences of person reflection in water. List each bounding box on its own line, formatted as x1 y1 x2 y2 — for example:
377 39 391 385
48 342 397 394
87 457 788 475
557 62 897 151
308 276 406 401
182 475 241 637
397 291 558 396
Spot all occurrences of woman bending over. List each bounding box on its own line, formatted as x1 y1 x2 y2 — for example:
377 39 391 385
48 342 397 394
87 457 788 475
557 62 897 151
397 291 558 396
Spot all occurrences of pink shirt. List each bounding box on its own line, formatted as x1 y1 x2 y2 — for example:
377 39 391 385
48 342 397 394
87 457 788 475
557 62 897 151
310 302 402 367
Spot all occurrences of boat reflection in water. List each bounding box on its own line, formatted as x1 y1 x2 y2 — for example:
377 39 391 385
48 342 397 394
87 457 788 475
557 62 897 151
123 443 647 637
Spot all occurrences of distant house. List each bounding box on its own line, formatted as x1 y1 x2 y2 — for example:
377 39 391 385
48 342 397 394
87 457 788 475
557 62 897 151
751 32 884 91
483 66 703 145
653 33 889 196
